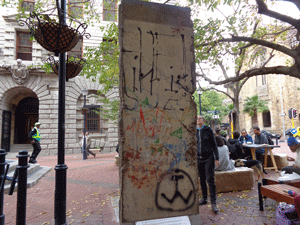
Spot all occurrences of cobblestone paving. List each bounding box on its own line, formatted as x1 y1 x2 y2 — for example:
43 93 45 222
2 141 295 224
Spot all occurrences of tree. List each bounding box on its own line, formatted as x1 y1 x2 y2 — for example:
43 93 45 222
83 22 119 121
198 61 250 131
193 89 228 128
192 0 300 85
243 95 268 127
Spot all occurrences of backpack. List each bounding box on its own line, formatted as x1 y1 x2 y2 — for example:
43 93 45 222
266 136 274 145
227 142 236 155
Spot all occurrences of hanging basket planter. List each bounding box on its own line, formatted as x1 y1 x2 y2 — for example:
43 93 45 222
34 22 80 56
19 12 90 56
46 56 86 81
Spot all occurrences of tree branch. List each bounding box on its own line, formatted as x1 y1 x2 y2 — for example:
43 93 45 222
203 85 235 101
229 36 295 58
256 0 300 31
196 36 294 58
199 65 295 85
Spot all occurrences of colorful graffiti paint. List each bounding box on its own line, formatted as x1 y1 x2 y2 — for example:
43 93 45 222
119 0 198 222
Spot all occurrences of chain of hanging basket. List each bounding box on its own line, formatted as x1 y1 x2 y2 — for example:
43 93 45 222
18 10 90 56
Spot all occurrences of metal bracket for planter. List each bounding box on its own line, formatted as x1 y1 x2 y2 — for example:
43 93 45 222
18 10 90 56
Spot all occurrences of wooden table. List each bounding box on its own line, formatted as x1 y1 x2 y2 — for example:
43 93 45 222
243 144 280 172
262 178 300 188
258 183 300 211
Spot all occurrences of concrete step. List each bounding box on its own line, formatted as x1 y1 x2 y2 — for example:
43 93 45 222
10 144 32 152
3 160 52 194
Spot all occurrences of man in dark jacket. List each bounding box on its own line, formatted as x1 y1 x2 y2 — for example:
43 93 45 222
227 131 244 159
253 126 268 162
197 116 219 213
239 129 253 144
239 129 253 159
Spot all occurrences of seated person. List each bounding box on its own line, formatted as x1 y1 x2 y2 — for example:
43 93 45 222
227 131 244 160
253 126 268 162
239 129 253 144
215 128 228 145
239 129 253 159
282 136 300 175
214 136 234 171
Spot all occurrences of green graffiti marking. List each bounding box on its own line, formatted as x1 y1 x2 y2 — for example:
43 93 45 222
170 127 183 139
155 139 159 143
141 97 149 107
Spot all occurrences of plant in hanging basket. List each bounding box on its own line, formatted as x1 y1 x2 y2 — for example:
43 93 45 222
80 107 89 115
19 11 90 56
45 56 86 81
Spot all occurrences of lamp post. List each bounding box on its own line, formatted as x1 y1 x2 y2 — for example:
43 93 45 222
54 0 67 224
82 89 88 160
197 89 202 115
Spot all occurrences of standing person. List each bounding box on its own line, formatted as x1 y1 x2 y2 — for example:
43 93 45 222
282 137 300 175
80 132 96 158
197 116 219 213
253 126 268 162
28 122 42 164
214 136 234 171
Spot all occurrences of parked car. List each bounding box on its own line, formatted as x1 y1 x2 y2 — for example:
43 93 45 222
285 128 300 140
261 130 281 139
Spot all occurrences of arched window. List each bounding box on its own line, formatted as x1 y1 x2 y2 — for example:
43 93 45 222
263 110 271 127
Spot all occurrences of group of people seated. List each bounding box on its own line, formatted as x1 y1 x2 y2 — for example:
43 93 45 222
213 126 268 171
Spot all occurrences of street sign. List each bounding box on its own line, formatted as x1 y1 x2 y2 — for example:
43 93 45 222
212 115 219 119
279 113 286 116
221 123 230 128
291 128 297 135
207 110 220 114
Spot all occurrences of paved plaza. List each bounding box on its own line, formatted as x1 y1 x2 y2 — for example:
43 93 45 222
2 142 295 224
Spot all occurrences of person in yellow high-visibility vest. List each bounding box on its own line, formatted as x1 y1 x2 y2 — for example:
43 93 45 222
28 122 42 164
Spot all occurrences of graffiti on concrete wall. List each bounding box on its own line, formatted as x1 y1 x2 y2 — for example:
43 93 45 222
119 0 198 222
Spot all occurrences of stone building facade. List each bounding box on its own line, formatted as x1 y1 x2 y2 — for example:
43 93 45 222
237 52 300 137
0 1 119 155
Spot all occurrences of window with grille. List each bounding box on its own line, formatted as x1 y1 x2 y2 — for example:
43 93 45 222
103 0 117 21
68 0 83 18
86 105 101 132
263 110 271 127
68 37 83 59
20 0 35 12
16 31 32 61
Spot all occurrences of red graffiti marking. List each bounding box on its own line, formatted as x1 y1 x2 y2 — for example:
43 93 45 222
126 121 136 131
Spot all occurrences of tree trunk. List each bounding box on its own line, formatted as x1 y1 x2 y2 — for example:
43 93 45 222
233 97 240 131
253 111 258 127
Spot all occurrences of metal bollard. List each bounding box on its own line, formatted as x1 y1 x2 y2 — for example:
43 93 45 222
16 151 29 225
0 149 7 225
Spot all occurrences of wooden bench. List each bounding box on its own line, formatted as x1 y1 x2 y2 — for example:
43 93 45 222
266 153 289 170
258 178 300 211
90 149 101 154
199 167 254 195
